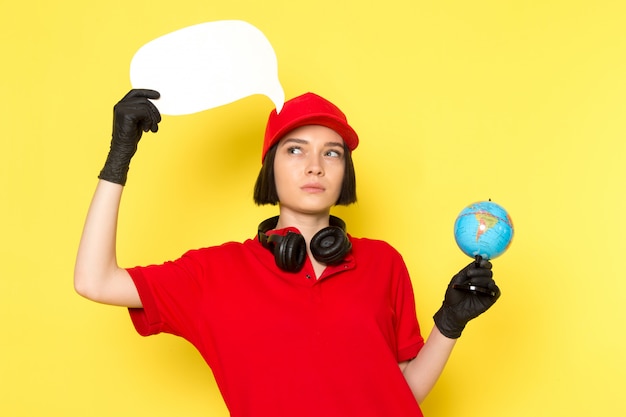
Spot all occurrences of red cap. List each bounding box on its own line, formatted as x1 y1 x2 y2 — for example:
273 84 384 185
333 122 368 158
262 92 359 161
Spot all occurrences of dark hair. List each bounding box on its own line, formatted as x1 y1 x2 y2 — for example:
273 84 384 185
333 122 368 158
253 142 357 206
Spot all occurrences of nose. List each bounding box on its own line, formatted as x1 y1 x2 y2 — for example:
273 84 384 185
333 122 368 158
306 154 324 176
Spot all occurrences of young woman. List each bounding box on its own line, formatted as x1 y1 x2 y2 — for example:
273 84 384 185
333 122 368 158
74 89 500 417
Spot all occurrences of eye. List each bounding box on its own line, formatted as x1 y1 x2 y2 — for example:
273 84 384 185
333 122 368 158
325 149 343 158
287 146 303 155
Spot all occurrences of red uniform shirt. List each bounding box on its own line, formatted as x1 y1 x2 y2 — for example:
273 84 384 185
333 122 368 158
127 233 425 417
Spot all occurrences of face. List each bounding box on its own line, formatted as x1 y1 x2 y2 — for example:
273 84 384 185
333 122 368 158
273 125 346 216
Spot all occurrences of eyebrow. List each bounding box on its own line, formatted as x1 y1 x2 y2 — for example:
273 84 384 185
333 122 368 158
281 138 344 148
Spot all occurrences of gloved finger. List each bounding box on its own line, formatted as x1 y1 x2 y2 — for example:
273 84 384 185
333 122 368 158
122 97 159 133
140 116 159 133
466 276 494 288
137 108 160 132
449 270 470 286
475 258 492 269
467 266 493 279
122 89 161 101
449 259 490 284
473 280 501 300
145 101 161 132
489 281 501 300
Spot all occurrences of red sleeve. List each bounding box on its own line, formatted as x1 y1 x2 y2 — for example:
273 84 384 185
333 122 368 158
127 266 165 336
393 251 425 362
125 249 208 339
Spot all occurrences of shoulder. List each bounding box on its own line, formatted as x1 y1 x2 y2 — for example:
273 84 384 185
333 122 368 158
348 236 405 261
349 235 400 252
178 238 271 269
347 236 415 292
181 239 260 260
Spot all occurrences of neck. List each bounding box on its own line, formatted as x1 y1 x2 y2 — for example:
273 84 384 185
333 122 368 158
275 210 331 242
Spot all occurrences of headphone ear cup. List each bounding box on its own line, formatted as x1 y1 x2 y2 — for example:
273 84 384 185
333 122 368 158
274 231 307 272
310 226 352 265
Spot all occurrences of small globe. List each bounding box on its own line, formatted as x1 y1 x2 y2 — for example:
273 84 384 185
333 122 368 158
454 201 514 260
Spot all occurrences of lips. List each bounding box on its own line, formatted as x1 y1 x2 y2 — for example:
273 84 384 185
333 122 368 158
301 183 325 193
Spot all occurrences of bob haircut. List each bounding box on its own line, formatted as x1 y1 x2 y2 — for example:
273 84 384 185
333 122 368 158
253 142 357 206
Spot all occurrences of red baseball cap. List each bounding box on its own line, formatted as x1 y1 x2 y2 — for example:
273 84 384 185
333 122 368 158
262 92 359 161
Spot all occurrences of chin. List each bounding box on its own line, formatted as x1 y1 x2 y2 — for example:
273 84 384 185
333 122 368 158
281 202 334 216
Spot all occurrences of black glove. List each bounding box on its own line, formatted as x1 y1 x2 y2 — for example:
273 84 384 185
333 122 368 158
433 258 501 339
98 89 161 185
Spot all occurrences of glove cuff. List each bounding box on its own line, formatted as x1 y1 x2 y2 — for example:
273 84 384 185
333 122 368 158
433 305 466 339
98 154 130 186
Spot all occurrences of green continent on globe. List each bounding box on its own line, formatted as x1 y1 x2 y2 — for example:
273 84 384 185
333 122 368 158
474 212 499 241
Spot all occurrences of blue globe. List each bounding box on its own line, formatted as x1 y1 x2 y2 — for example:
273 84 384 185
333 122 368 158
454 201 514 260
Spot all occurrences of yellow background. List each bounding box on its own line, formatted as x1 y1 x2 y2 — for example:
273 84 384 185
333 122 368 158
2 1 625 416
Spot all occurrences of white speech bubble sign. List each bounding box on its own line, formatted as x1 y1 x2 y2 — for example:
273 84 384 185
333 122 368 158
130 20 284 115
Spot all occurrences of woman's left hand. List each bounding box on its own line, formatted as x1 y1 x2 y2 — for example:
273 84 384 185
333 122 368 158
433 258 501 339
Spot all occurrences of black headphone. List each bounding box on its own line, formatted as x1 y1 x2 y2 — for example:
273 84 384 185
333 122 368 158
257 215 352 273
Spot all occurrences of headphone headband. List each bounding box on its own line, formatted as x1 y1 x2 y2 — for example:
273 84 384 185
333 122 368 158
258 215 347 239
257 216 351 272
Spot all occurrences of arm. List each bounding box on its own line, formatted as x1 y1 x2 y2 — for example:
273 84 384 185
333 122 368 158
74 180 141 307
399 326 456 403
401 259 501 403
74 89 161 307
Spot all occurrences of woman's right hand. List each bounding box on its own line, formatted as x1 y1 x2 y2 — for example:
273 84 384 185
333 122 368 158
98 89 161 185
